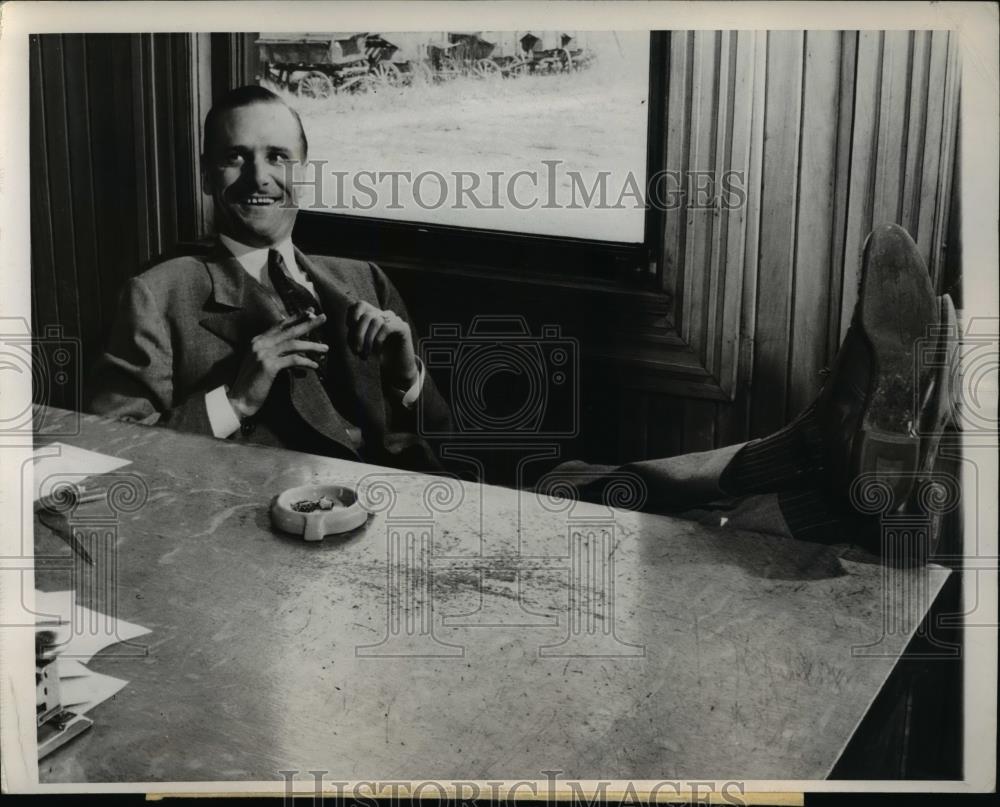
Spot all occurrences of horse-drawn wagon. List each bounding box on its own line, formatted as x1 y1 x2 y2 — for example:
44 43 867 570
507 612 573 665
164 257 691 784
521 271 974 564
256 33 371 97
255 30 598 97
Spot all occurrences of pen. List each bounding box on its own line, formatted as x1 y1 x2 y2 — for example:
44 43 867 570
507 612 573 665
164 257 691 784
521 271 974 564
35 510 95 566
36 488 105 511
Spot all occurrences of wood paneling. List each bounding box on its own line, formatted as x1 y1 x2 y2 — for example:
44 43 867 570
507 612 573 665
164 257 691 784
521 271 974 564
752 30 804 435
29 34 209 409
790 31 841 416
657 29 960 452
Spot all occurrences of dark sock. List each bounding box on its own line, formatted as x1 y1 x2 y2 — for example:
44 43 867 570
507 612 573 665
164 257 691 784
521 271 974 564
777 488 880 549
720 403 827 496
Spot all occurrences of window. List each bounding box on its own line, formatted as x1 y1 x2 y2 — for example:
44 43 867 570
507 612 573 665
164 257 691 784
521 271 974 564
252 31 651 244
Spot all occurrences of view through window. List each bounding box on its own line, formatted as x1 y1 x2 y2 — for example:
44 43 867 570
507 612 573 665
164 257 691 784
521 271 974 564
255 31 650 242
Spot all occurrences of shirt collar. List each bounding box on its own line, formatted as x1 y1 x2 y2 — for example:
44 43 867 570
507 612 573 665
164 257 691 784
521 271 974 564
218 234 297 284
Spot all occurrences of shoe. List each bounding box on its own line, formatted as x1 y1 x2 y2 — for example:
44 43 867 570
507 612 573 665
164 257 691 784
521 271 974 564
908 293 961 554
819 224 938 514
914 293 960 465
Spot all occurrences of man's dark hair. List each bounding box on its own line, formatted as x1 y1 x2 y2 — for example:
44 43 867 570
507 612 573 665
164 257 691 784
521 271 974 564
202 84 308 160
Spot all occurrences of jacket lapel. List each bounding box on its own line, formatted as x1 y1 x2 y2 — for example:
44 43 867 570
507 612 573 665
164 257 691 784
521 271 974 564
198 244 280 346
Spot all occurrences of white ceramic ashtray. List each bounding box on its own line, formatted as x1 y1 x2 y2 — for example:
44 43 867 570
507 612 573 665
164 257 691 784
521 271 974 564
270 484 368 542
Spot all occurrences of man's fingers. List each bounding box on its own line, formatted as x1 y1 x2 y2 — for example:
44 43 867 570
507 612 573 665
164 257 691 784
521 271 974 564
362 316 388 358
278 353 320 371
281 312 327 338
277 340 329 357
348 308 374 354
347 300 372 323
371 323 391 356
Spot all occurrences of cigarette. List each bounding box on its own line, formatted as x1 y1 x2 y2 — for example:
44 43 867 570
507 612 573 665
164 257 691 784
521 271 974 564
282 308 318 329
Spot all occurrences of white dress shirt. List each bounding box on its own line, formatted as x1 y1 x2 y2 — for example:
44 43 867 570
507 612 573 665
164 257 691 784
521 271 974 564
205 235 424 438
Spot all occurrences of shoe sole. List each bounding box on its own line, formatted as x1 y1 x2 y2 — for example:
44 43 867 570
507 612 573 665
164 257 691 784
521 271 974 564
914 294 960 554
851 224 938 510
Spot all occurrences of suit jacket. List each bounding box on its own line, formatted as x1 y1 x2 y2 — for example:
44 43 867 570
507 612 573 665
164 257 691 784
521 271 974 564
87 242 453 472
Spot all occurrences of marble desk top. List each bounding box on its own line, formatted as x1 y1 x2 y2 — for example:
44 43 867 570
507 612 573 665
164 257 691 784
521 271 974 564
27 408 948 784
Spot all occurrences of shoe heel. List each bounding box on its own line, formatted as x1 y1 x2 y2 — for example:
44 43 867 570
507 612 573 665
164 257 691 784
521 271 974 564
853 429 921 510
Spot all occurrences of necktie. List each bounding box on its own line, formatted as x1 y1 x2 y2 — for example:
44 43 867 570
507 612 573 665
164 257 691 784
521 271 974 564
267 249 327 378
267 249 321 317
264 250 362 453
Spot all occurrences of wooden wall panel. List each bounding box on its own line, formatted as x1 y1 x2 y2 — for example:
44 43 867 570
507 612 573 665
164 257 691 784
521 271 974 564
750 31 804 436
872 31 912 226
662 29 960 450
29 33 209 409
680 31 720 356
789 31 841 415
656 30 760 405
837 30 958 339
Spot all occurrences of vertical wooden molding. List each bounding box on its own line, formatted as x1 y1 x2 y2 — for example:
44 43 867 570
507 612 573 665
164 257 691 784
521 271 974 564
131 35 151 263
827 31 858 360
901 31 932 238
915 30 951 269
29 35 60 331
644 32 669 285
789 30 841 414
872 31 911 226
706 30 732 380
719 30 766 446
191 33 213 237
930 32 960 293
840 31 884 338
717 30 755 401
682 31 720 351
79 36 104 335
49 35 84 352
751 30 804 436
662 31 691 298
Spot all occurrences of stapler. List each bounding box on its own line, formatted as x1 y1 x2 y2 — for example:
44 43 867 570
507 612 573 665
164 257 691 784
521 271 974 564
36 629 92 759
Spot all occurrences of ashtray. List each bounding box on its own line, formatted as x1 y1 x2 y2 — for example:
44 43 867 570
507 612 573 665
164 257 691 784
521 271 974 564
270 484 368 542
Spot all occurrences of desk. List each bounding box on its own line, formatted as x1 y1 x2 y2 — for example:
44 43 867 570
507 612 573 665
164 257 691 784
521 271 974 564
32 408 949 783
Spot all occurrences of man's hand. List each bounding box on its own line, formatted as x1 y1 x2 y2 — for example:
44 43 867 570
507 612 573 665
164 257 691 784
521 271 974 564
227 312 329 418
347 301 419 390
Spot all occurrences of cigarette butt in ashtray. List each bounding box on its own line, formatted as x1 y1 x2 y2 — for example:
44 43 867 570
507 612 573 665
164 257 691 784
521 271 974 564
270 484 368 542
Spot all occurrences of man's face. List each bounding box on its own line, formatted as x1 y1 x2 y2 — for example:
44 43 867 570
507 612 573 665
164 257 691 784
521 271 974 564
202 102 304 247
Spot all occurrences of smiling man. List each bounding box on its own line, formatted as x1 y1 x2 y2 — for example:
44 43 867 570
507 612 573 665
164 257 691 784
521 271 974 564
88 85 452 471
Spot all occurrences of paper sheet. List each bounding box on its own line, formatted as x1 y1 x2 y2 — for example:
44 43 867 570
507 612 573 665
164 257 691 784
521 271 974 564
56 614 150 664
55 658 90 679
33 443 131 502
34 589 150 719
33 589 74 624
34 590 151 663
59 670 129 715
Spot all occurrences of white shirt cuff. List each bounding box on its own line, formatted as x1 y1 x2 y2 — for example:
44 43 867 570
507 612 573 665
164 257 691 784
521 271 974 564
205 385 243 438
398 357 425 409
